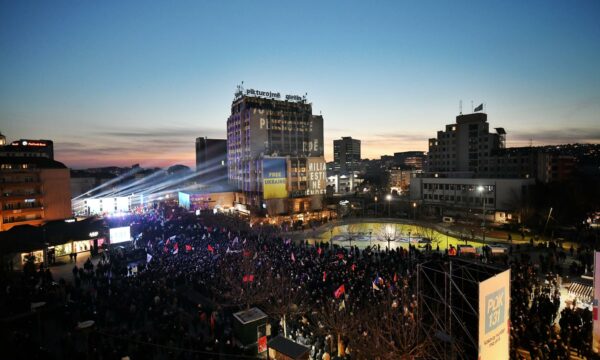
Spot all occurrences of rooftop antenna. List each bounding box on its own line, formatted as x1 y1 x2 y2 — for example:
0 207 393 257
459 100 463 115
529 138 533 147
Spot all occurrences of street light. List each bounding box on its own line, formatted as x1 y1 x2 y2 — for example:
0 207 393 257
412 202 417 220
374 196 378 217
477 186 486 245
386 194 392 217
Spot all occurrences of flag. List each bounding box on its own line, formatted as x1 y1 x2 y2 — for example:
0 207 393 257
334 284 345 298
243 274 255 283
207 244 215 253
393 272 398 283
185 244 192 252
323 271 327 282
291 252 296 262
317 247 323 256
339 299 346 311
173 247 178 255
372 282 380 291
351 263 357 272
146 253 153 263
243 250 251 257
337 253 344 260
474 103 483 112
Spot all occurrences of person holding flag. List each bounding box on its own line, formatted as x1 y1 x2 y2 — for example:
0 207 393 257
334 284 345 299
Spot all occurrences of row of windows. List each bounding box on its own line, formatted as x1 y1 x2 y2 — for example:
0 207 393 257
424 193 494 204
423 183 495 192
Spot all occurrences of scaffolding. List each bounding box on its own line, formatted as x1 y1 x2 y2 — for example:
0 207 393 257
416 258 508 359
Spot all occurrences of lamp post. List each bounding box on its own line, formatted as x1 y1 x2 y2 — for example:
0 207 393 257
386 194 392 217
374 196 378 217
477 186 486 245
412 202 417 221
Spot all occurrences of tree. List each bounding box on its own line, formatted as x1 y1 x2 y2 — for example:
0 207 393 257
377 224 403 250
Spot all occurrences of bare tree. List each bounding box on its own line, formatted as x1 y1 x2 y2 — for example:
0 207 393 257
352 281 431 359
377 223 404 250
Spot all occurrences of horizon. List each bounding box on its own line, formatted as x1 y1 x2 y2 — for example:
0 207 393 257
1 1 599 168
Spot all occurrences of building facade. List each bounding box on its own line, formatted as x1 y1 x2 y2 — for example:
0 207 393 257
333 137 361 174
0 139 54 159
1 157 71 231
427 113 504 176
226 89 325 216
195 137 227 184
409 177 534 223
393 151 425 170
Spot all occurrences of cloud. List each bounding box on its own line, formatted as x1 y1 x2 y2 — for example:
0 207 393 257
509 127 600 145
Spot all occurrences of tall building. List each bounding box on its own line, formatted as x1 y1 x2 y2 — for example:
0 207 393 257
195 137 227 184
0 139 54 159
227 88 325 215
427 113 504 176
1 157 71 231
333 137 361 173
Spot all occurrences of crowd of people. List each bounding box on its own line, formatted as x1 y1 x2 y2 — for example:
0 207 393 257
0 204 596 359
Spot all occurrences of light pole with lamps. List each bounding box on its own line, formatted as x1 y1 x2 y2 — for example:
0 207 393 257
477 185 486 244
386 194 392 217
374 196 378 217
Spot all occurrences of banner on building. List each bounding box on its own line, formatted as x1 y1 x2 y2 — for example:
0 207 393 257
263 158 288 199
478 269 510 360
306 157 327 196
593 252 600 353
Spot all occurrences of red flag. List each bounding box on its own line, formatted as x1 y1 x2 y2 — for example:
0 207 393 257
243 250 251 258
174 242 179 250
163 246 168 253
166 239 171 245
243 274 255 283
291 252 296 262
185 244 192 252
334 284 345 299
317 247 323 256
393 272 398 283
351 264 357 272
323 271 327 282
337 253 344 260
208 244 215 253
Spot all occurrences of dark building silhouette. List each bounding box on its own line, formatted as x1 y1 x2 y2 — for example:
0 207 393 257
195 137 227 184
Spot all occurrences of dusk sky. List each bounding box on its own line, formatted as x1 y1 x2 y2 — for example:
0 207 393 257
1 0 599 169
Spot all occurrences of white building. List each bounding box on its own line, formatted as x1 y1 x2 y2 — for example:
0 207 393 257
409 177 534 223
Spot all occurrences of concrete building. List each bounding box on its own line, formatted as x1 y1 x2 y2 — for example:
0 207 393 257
0 139 54 159
409 177 534 223
388 168 416 194
226 88 326 216
1 157 71 231
327 172 363 194
196 137 227 184
333 137 361 173
393 151 425 170
427 113 504 176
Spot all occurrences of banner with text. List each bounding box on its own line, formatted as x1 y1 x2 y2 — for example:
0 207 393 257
263 158 288 199
478 269 510 360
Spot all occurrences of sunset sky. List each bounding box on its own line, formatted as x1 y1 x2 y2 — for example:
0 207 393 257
1 0 599 169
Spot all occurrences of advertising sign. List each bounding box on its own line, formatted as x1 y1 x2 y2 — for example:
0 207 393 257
593 252 600 353
478 269 510 360
263 158 287 199
307 157 326 196
109 226 131 244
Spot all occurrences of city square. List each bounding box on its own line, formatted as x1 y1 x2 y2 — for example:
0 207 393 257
1 1 600 359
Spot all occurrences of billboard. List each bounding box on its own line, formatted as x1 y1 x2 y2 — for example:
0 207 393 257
307 157 326 196
263 158 287 199
478 269 510 360
593 252 600 353
109 226 131 244
178 192 191 209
